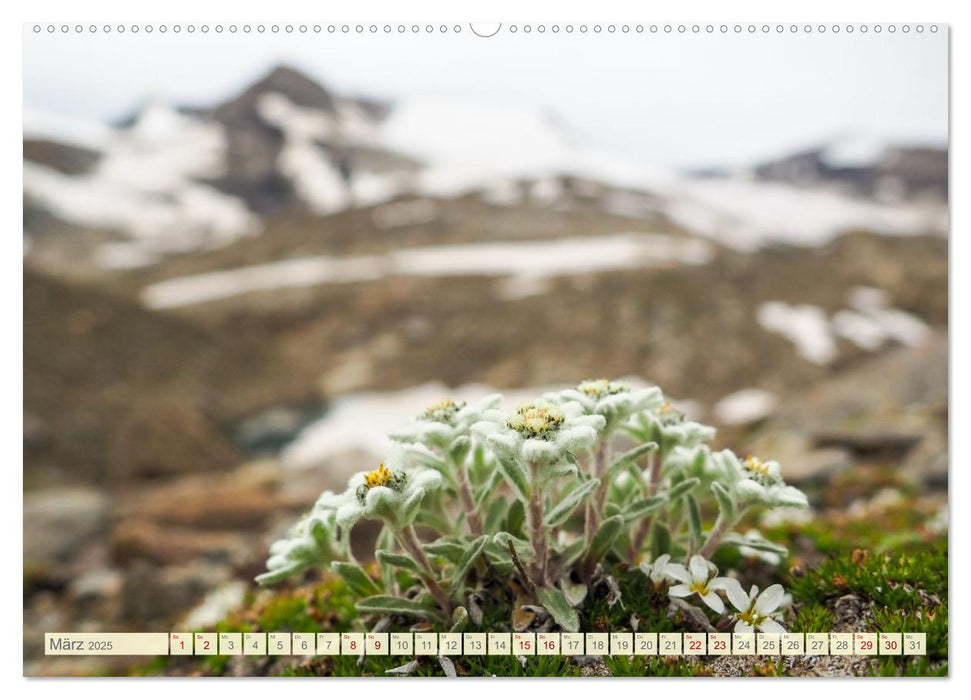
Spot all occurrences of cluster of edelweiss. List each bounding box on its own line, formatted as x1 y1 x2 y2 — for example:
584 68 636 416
259 379 808 635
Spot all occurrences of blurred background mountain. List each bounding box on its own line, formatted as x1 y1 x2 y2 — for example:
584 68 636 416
23 62 947 673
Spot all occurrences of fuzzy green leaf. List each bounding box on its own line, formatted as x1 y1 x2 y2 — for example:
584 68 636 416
423 539 468 563
497 456 531 502
331 562 381 597
665 477 700 502
449 606 470 633
622 495 666 522
650 521 672 557
587 514 625 563
376 549 421 574
449 436 472 465
723 533 789 555
544 478 600 527
711 481 735 519
355 595 442 620
536 586 580 632
255 562 306 586
686 494 703 550
605 442 658 478
504 499 526 538
450 535 489 595
484 496 509 533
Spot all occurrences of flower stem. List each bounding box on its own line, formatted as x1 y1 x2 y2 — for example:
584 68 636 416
583 439 609 546
456 468 484 537
527 462 548 588
698 514 732 559
396 524 452 615
629 452 662 559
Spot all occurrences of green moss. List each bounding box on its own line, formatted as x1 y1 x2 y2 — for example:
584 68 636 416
790 602 835 633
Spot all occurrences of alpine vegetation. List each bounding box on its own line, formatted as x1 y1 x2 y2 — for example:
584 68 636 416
258 379 808 636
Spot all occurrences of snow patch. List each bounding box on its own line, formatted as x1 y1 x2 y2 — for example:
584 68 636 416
713 389 777 426
142 232 714 309
757 302 838 365
23 104 260 252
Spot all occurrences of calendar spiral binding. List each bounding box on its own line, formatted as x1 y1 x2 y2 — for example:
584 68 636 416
27 22 944 37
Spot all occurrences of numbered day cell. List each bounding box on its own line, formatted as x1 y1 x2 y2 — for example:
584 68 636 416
415 633 438 656
879 633 902 656
316 633 340 655
513 632 536 656
244 633 266 656
830 633 853 656
488 632 511 656
292 633 315 656
340 633 364 656
806 633 829 655
219 633 242 656
561 632 585 656
169 633 192 656
634 633 657 656
439 633 463 656
684 632 706 655
268 632 291 655
659 632 682 656
463 633 486 656
757 633 780 656
366 633 389 656
585 633 608 656
390 633 413 655
537 632 560 656
782 633 805 656
194 633 217 656
854 633 877 656
904 633 927 656
708 633 730 656
732 633 755 655
610 633 633 656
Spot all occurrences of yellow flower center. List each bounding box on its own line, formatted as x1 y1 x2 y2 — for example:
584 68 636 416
507 401 566 439
689 581 710 595
421 398 465 423
577 378 629 398
743 455 771 477
364 463 394 488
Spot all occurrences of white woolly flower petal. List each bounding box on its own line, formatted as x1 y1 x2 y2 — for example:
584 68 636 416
521 438 561 463
755 584 786 616
774 485 809 507
668 584 691 598
765 460 783 481
559 401 586 419
314 491 345 510
700 591 725 614
336 501 366 529
411 469 443 491
735 479 766 501
570 414 608 431
486 432 521 457
555 425 599 453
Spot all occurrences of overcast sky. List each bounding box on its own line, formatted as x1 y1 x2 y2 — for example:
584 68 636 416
22 25 948 169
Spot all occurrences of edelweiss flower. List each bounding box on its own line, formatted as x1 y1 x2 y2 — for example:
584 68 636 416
664 554 734 613
256 509 340 585
723 580 788 633
389 394 502 449
639 553 673 586
628 401 716 450
551 378 663 430
472 399 605 467
713 451 808 508
314 463 442 530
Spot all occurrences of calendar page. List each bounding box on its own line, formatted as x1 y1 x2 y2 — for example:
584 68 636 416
22 19 948 679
